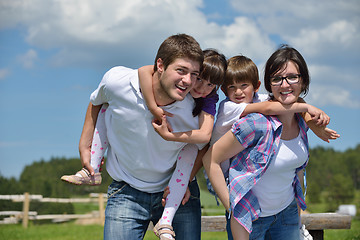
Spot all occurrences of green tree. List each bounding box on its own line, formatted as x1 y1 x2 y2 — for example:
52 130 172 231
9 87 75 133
326 173 355 211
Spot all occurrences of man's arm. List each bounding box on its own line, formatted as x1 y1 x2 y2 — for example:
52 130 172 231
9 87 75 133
79 102 102 175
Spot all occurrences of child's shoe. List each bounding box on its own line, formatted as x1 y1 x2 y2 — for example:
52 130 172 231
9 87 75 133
61 168 102 185
153 221 176 240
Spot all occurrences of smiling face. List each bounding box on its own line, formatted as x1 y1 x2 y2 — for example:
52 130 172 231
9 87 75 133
271 61 302 105
190 77 216 98
156 57 200 105
225 81 257 104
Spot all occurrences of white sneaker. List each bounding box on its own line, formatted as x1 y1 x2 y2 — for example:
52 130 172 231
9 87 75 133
300 224 313 240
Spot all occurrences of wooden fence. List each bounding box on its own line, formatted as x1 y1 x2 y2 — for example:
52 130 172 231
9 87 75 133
0 193 106 227
0 193 352 240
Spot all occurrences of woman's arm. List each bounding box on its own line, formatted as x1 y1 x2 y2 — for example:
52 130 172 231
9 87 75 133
138 65 172 122
202 130 245 210
152 111 215 144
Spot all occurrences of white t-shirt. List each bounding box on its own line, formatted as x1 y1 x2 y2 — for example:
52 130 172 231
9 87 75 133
210 93 269 176
251 133 308 217
90 66 200 193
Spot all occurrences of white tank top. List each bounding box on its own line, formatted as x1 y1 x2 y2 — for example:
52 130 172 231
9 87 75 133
252 133 308 217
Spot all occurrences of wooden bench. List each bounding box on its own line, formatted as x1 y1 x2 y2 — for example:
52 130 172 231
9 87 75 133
201 213 352 240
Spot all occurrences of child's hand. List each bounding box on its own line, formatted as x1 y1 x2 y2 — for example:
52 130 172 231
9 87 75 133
152 115 174 140
313 126 340 143
307 105 330 126
150 106 173 124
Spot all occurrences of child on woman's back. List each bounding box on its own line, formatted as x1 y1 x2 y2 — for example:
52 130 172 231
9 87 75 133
206 54 339 240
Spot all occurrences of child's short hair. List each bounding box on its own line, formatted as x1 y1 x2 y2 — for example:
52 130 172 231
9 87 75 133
223 55 259 95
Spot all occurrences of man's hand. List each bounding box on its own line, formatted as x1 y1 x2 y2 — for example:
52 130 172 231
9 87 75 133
79 139 95 175
161 186 191 207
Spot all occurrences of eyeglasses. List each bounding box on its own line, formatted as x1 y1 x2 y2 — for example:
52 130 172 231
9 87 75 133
270 74 301 86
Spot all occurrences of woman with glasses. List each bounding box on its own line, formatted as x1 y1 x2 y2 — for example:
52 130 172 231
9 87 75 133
203 45 338 240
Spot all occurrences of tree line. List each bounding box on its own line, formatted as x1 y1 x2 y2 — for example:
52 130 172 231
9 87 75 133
1 144 359 214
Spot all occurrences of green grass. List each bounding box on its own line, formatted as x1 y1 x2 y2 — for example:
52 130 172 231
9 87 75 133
324 217 360 240
0 223 228 240
1 220 358 240
200 189 225 216
1 189 359 239
0 223 104 240
72 202 102 214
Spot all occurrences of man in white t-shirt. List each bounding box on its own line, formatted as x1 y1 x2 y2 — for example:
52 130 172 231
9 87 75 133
78 34 204 240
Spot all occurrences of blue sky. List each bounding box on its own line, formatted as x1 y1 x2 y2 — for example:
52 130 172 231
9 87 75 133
1 0 359 179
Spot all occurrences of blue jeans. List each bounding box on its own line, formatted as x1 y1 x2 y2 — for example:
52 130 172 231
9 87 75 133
249 198 300 240
104 179 201 240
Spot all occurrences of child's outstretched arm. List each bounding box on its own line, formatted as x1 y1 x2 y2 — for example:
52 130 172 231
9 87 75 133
152 111 215 144
242 100 327 122
296 98 340 142
138 65 173 122
241 100 340 142
302 112 340 142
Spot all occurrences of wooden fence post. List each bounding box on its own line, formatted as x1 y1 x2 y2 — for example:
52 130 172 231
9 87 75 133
22 192 30 228
98 194 105 225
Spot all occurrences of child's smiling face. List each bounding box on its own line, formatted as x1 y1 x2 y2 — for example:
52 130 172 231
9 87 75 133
225 81 256 104
190 77 216 99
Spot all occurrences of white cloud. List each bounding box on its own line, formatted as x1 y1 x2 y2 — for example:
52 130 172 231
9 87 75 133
288 20 360 59
18 49 38 69
0 0 359 108
306 85 360 109
216 17 274 61
309 64 357 88
229 0 360 59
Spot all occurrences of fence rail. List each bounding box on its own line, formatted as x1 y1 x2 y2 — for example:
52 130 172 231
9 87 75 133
0 193 352 240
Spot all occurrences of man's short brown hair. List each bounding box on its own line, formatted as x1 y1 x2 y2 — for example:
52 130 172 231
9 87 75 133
154 34 204 71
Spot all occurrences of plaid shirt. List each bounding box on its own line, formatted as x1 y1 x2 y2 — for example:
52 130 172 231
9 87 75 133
229 113 309 233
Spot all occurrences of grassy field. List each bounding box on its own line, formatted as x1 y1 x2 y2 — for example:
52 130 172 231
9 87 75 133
1 189 359 239
0 219 359 240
